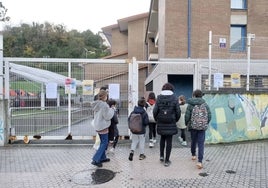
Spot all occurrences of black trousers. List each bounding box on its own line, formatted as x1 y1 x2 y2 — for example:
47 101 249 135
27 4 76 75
160 135 173 161
148 122 157 140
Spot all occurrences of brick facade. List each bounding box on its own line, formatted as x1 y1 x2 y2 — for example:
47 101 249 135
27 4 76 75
103 0 268 60
101 14 149 97
153 0 268 59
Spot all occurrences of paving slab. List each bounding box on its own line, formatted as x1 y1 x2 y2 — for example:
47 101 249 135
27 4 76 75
0 139 268 188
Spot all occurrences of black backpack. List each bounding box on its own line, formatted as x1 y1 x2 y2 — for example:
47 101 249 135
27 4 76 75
156 99 176 123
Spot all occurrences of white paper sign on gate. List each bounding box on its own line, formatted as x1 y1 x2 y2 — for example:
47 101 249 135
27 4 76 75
108 84 120 100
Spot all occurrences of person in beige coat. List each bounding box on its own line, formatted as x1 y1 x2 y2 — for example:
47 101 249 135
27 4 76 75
176 95 188 146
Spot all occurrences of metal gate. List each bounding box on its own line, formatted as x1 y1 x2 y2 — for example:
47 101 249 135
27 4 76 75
5 57 133 142
5 57 268 144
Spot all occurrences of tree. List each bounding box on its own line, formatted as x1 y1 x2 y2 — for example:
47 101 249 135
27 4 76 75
3 22 110 58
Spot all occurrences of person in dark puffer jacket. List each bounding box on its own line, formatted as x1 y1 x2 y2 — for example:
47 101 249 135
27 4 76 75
153 83 181 167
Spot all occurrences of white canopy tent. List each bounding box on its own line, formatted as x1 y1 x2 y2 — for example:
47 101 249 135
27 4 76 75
9 63 82 86
9 63 83 113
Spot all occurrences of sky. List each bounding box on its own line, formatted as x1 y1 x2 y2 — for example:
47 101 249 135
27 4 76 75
1 0 151 33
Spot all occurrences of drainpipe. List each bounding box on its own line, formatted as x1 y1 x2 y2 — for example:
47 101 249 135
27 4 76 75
187 0 192 58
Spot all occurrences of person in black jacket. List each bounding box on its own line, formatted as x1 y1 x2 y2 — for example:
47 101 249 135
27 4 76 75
153 83 181 167
128 98 149 161
107 99 119 152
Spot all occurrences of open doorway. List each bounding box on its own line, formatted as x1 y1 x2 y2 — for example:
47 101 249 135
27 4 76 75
168 75 193 100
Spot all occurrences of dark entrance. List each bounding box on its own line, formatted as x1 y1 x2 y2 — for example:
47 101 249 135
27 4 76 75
168 75 193 100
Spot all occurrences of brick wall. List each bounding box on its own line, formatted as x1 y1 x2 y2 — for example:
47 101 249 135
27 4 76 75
128 18 148 60
159 0 268 59
111 28 128 54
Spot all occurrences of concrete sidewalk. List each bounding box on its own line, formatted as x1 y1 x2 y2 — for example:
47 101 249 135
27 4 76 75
0 139 268 188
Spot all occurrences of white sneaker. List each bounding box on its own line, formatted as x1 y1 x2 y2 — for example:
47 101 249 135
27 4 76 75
93 144 99 150
178 137 183 143
149 142 154 148
153 139 157 144
181 141 187 146
109 147 115 153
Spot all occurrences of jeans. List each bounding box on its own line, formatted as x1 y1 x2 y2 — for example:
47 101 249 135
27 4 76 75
190 129 205 163
92 133 108 163
130 134 145 154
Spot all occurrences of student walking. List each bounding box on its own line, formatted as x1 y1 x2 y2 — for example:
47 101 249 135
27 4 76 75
128 98 149 161
91 90 114 167
146 92 157 148
153 83 181 167
107 99 119 153
176 95 188 146
185 89 211 169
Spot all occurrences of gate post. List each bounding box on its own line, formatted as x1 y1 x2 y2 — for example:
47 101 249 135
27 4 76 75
128 57 139 115
0 99 8 146
0 3 10 146
0 23 4 145
0 48 8 146
208 30 212 90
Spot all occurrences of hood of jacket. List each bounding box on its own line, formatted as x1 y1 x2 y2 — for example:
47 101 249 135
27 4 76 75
160 90 173 95
187 97 206 106
133 106 146 114
91 100 107 111
157 90 176 102
91 100 114 132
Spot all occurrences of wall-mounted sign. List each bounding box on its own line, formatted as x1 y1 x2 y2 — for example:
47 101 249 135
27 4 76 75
219 38 226 48
214 73 224 88
231 73 241 88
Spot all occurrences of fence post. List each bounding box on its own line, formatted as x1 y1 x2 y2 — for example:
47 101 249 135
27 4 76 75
247 33 255 91
0 3 10 146
194 60 200 90
208 31 212 90
67 61 72 139
128 57 138 116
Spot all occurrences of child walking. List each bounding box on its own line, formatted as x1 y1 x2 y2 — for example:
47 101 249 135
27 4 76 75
176 95 188 146
185 89 211 169
128 98 149 161
107 99 119 153
146 92 157 148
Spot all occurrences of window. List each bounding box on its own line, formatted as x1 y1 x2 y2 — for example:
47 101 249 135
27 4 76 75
230 25 246 52
231 0 247 9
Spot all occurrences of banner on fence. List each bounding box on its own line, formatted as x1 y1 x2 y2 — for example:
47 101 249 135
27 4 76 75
231 73 241 88
82 80 94 95
214 73 224 88
65 78 76 94
109 83 120 100
46 83 58 99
